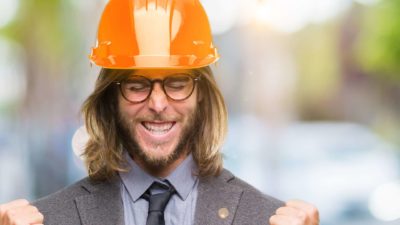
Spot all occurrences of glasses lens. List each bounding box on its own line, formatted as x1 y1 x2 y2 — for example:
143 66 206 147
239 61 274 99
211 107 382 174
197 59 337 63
164 74 194 100
121 76 151 102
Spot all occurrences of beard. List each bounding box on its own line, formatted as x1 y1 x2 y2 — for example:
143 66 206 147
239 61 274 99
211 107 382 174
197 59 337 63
117 109 199 170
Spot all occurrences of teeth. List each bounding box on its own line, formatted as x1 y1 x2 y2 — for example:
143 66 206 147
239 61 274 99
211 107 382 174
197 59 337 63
143 122 174 134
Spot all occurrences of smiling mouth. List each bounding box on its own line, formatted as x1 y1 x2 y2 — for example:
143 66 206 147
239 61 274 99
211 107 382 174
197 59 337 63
141 121 175 135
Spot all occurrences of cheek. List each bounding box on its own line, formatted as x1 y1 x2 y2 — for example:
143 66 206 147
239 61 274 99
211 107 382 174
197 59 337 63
182 89 199 112
118 99 143 121
174 96 197 116
176 103 197 125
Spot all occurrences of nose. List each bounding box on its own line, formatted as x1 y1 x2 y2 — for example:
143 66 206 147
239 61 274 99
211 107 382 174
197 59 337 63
147 82 168 113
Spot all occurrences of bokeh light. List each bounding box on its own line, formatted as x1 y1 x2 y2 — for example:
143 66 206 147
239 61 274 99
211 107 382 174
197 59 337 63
369 181 400 221
0 37 26 104
0 0 20 28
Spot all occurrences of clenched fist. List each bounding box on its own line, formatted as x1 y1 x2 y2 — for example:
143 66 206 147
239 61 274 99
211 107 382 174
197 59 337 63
0 199 43 225
270 200 319 225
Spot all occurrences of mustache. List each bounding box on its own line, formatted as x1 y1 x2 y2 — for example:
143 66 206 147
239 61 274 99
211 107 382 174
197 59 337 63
138 113 179 122
121 112 180 123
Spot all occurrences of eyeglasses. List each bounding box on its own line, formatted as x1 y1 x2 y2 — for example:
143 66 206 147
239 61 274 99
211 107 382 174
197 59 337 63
116 73 200 103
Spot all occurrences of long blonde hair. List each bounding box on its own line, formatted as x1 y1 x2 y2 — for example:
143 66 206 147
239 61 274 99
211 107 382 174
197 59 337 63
81 67 227 181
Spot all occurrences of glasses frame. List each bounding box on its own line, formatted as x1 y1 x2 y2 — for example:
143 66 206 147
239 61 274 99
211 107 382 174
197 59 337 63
116 73 200 104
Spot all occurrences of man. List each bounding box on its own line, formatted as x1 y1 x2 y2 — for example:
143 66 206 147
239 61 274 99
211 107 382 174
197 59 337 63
0 0 319 224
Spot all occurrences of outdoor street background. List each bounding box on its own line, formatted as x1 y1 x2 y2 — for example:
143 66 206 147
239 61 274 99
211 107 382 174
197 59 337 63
0 0 399 224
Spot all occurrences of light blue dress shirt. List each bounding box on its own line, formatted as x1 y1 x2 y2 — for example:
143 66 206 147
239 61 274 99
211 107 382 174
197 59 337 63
119 153 199 225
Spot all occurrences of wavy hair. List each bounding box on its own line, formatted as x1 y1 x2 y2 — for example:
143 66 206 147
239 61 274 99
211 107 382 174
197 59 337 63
81 66 227 181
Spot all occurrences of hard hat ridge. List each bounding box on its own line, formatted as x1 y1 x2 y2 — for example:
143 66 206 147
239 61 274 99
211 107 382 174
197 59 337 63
90 0 219 69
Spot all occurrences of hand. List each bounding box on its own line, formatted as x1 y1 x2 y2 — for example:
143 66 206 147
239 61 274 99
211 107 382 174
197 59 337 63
0 199 44 225
269 200 319 225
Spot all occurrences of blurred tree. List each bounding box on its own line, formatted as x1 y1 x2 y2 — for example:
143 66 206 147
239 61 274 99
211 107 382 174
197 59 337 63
353 1 400 147
356 0 400 82
292 22 342 120
5 0 83 197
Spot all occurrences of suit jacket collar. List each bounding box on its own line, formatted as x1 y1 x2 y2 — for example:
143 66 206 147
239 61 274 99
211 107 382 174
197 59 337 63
194 169 243 225
74 169 243 225
75 177 124 225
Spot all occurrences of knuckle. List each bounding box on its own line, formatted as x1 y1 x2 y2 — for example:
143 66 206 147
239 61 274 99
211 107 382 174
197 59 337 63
5 209 16 218
19 199 29 205
38 212 44 221
31 206 39 212
0 205 5 215
309 206 319 217
269 215 278 224
11 218 22 225
297 210 307 222
5 209 22 225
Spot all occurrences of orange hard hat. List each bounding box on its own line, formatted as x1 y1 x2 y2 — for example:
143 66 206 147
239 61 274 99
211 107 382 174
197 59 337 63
89 0 219 69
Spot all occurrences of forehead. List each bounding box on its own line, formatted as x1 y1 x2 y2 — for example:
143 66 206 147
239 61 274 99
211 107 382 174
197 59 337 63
129 69 195 79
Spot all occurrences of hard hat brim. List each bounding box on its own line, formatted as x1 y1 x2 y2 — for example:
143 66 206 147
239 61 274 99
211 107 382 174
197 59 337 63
89 54 220 69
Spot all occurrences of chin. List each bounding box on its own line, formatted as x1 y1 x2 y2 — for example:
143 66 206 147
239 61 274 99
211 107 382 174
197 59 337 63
143 144 176 161
135 139 184 168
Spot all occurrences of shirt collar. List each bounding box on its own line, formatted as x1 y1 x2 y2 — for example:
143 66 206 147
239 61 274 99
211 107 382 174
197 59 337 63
119 152 198 202
165 153 198 200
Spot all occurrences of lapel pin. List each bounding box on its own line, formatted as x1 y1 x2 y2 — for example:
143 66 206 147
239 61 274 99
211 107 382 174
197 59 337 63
218 207 229 219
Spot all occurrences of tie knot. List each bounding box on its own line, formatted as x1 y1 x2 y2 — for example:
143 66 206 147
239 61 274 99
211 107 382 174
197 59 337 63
143 181 175 213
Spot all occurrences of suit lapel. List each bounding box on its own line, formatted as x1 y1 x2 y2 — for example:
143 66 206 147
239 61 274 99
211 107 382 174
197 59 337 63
194 170 243 225
75 178 124 225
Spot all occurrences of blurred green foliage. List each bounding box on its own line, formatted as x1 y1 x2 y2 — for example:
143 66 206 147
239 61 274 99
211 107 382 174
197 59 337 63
293 23 341 104
2 0 79 69
356 0 400 82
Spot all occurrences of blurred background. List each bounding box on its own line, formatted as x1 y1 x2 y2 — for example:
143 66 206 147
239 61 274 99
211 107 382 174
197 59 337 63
0 0 399 224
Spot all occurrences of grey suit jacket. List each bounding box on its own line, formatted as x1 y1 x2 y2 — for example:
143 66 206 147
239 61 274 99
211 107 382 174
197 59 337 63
34 169 284 225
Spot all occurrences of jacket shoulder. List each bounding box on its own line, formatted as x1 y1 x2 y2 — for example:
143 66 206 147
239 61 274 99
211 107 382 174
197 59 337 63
33 176 122 225
221 169 284 224
33 177 92 213
32 177 102 225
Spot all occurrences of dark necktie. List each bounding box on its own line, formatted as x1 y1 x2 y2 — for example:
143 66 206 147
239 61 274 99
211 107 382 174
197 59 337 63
142 181 176 225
